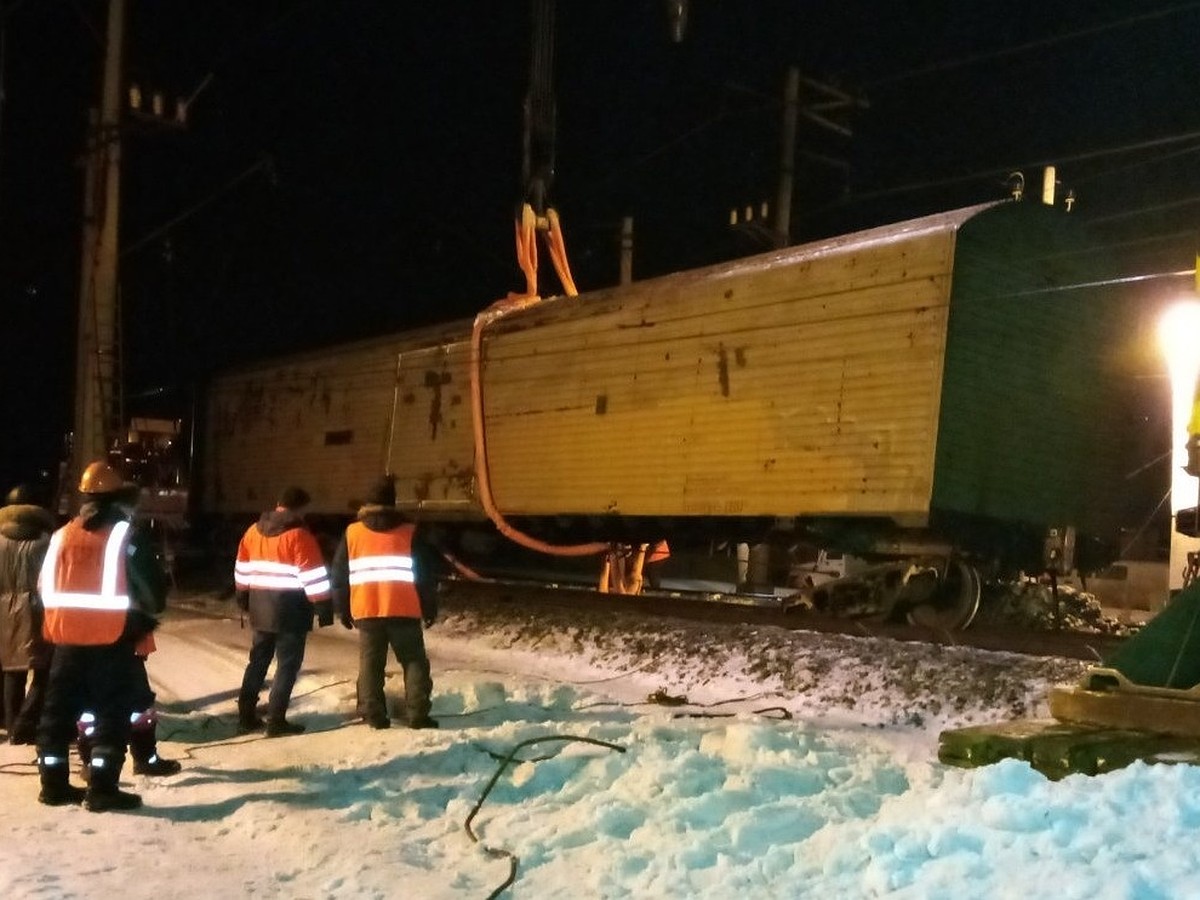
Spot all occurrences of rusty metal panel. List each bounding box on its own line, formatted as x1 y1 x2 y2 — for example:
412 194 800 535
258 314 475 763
479 222 960 519
384 342 477 512
203 343 399 515
202 322 477 517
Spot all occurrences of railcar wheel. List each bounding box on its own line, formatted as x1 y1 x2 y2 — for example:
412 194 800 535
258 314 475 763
906 559 981 631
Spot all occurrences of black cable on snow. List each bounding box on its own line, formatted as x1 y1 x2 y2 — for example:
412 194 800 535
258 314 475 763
464 733 626 899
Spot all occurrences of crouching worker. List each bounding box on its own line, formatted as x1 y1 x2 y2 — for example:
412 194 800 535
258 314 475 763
35 461 167 811
125 650 182 775
331 475 444 730
77 642 182 778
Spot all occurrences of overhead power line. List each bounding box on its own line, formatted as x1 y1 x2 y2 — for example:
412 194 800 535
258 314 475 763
843 126 1200 205
868 2 1200 88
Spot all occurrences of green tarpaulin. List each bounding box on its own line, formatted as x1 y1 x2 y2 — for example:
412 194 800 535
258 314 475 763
1105 580 1200 688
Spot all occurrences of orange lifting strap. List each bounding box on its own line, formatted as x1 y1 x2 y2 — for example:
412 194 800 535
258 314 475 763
469 203 606 558
599 544 649 595
515 203 577 298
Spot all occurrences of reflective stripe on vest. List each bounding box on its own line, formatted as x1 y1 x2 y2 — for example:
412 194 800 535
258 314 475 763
348 555 414 584
39 519 132 645
234 558 331 600
346 521 421 619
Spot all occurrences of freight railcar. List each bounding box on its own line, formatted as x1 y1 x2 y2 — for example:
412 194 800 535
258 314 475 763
197 200 1130 626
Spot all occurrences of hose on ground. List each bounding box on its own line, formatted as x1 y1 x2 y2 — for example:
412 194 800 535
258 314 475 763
465 733 626 899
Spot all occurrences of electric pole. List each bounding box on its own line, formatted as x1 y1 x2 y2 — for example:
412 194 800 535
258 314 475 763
70 0 125 495
619 216 634 284
773 67 799 249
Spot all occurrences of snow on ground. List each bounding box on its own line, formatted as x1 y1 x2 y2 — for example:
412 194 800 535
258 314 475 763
1 590 1197 899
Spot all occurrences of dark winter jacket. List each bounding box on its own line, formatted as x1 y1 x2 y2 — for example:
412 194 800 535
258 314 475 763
75 499 169 643
330 506 444 625
0 503 55 671
235 509 331 634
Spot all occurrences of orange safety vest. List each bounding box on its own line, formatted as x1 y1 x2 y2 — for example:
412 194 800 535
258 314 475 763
38 518 132 646
346 521 421 620
235 525 330 601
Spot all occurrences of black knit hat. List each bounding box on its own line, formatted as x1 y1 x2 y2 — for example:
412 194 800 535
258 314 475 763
5 484 36 506
277 486 311 510
365 475 396 507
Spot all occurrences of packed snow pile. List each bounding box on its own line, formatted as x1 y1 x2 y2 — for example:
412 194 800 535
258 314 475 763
5 589 1193 900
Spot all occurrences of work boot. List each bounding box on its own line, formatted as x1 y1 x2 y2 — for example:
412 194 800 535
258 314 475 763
237 714 265 735
84 785 143 812
133 754 182 776
365 716 391 730
85 750 142 812
38 756 86 806
9 722 36 745
39 784 86 806
129 716 182 776
237 699 265 735
407 716 439 730
265 718 305 738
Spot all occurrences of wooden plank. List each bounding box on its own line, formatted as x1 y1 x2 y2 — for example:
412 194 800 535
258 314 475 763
1049 684 1200 738
938 717 1200 779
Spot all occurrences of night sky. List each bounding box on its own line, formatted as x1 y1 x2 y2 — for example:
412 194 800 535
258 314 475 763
2 1 1198 514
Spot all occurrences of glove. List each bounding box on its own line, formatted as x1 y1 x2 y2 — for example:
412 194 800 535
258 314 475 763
235 592 249 613
315 602 334 628
339 613 355 630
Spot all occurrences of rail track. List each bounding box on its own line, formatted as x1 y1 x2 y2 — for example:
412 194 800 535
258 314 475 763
440 576 1126 663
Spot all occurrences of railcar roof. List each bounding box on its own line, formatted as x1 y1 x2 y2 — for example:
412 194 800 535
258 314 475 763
212 200 1008 378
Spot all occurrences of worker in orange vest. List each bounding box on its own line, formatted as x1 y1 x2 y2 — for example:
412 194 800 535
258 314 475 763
76 482 180 778
330 475 444 730
234 485 332 737
35 461 167 812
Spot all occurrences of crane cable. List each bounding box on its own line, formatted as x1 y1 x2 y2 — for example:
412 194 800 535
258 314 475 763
468 0 649 571
466 0 606 559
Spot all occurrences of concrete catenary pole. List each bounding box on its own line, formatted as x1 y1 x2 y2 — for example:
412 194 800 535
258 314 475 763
619 216 634 285
72 0 125 486
773 67 800 249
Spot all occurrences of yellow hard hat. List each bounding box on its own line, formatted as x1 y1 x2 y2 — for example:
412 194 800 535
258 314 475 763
78 461 124 495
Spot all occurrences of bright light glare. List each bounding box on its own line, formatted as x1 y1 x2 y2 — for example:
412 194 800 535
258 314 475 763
1159 301 1200 513
1159 302 1200 377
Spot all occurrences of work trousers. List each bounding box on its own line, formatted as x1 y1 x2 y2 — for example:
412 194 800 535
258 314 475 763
37 640 140 770
239 629 307 723
356 617 431 724
3 666 47 739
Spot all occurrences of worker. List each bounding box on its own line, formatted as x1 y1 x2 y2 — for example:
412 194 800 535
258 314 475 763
644 539 671 591
35 461 166 811
234 485 332 737
77 482 181 777
0 484 55 745
330 475 443 730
